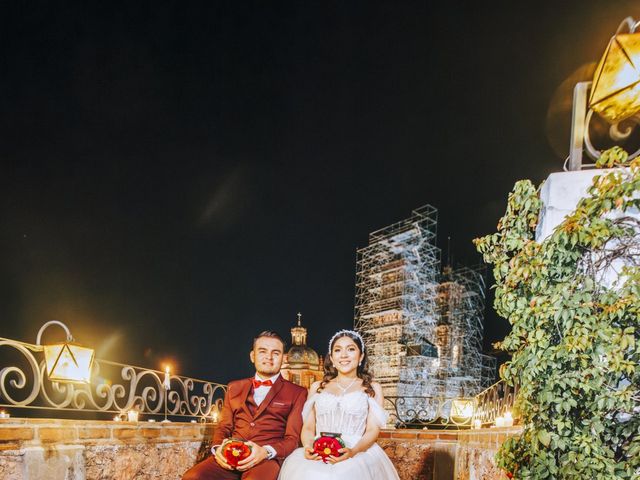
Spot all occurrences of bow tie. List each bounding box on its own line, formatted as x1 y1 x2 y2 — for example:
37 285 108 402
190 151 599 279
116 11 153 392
252 379 273 388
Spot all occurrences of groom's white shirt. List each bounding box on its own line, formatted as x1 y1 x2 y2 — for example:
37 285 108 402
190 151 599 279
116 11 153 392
253 372 281 459
253 372 280 406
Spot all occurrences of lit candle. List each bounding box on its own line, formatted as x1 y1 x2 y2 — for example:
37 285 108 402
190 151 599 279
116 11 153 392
495 416 505 428
127 410 139 422
211 410 219 423
473 419 482 429
114 415 121 422
163 366 171 390
504 411 514 427
0 410 10 419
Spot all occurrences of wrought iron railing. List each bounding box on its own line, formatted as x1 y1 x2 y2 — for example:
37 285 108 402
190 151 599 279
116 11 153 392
472 380 519 426
0 329 516 428
0 336 226 422
384 396 475 428
384 381 519 429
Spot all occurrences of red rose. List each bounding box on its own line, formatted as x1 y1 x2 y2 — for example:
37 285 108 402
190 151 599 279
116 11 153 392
221 439 252 468
313 433 346 463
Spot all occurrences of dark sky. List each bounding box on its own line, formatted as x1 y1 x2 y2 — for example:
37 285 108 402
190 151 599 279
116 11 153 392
1 1 638 383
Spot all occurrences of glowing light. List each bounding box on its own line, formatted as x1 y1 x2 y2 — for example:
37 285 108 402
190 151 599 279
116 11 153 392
37 320 95 384
43 342 94 383
590 31 640 123
504 411 514 427
127 410 139 422
450 399 474 425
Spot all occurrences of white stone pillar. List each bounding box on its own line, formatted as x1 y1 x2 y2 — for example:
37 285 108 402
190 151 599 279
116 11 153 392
536 168 639 289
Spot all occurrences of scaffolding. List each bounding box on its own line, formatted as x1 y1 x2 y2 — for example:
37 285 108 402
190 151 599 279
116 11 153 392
428 265 496 398
354 206 495 421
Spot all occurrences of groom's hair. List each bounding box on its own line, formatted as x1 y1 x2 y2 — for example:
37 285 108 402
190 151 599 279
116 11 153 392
253 330 286 351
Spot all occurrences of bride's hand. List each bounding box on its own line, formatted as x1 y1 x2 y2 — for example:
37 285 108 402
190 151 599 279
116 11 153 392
304 446 321 461
327 447 353 464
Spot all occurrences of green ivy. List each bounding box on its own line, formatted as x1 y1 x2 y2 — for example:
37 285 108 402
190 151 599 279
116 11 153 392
474 150 640 479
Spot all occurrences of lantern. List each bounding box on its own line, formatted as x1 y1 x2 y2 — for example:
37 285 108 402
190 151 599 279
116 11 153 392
589 21 640 123
450 398 474 425
37 321 94 383
568 17 640 170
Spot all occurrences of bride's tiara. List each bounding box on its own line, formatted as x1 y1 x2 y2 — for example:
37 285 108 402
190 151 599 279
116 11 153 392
328 329 365 353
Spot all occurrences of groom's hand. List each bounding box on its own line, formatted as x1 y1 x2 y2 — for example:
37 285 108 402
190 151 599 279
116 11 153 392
236 441 269 471
213 445 234 470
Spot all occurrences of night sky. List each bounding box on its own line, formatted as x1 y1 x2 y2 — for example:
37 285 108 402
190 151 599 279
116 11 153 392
1 1 638 383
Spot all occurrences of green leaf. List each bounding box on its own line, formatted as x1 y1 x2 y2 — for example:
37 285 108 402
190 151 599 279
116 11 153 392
538 429 551 447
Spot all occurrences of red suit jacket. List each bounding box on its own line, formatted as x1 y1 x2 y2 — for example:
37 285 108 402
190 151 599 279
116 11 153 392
213 375 307 463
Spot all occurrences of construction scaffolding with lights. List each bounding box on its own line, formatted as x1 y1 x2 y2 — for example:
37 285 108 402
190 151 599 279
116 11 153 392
354 205 495 422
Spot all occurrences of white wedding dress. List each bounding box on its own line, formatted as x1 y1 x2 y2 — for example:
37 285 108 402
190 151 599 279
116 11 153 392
278 391 400 480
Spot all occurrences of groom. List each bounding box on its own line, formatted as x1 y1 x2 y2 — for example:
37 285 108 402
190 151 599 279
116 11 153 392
182 331 307 480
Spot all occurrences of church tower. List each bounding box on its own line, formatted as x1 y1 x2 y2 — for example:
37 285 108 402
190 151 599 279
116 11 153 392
280 313 324 388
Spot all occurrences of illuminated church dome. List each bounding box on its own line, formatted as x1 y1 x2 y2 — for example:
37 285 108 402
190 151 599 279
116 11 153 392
281 313 323 388
287 315 319 365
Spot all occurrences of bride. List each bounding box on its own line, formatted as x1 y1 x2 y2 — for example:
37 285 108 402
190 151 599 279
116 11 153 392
278 329 400 480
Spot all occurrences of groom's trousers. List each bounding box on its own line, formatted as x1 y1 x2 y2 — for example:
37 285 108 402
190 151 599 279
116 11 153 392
181 456 280 480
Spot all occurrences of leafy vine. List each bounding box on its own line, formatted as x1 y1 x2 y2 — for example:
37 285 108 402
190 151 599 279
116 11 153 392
474 149 640 479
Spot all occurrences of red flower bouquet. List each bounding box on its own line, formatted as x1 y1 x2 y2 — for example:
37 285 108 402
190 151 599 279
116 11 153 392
220 438 252 468
313 432 345 463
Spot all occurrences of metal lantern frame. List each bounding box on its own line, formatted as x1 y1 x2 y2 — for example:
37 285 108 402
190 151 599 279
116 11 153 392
569 17 640 170
37 320 95 384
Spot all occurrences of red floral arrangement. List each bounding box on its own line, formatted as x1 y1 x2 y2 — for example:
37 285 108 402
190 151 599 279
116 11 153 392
313 432 345 463
220 438 252 468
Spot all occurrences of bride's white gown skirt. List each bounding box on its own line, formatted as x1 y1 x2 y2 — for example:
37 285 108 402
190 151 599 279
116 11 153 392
278 391 400 480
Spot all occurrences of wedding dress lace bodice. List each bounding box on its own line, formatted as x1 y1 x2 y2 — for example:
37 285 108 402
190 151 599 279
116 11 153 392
302 390 387 448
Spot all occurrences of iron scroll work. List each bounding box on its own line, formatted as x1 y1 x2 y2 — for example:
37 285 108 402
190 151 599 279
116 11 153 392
384 396 474 428
1 334 516 427
472 380 519 426
384 381 519 428
0 336 226 422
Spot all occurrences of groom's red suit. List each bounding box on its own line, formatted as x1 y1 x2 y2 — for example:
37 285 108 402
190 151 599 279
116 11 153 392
182 375 307 480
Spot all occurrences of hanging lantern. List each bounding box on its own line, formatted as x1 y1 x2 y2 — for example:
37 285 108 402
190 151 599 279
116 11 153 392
43 342 94 383
37 321 95 383
589 25 640 123
450 398 474 425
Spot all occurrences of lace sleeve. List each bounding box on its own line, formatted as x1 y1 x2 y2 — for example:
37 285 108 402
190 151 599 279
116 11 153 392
301 393 317 421
367 397 389 428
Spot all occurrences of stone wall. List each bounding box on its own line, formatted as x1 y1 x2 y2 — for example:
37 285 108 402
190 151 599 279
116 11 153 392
0 418 520 479
379 430 458 480
0 418 212 480
454 427 522 480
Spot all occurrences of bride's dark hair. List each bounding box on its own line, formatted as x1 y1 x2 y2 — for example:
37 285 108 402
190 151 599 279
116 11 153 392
317 330 375 397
